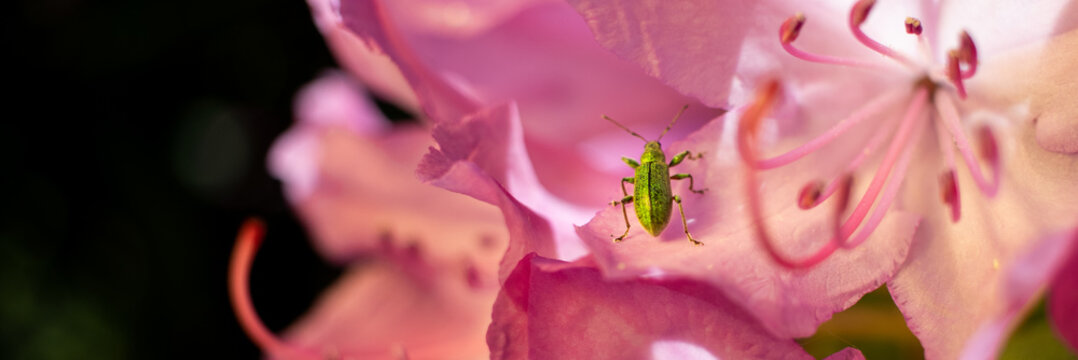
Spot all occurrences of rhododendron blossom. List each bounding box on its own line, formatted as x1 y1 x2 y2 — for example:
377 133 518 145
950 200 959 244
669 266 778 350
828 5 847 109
230 0 1078 358
568 0 1078 357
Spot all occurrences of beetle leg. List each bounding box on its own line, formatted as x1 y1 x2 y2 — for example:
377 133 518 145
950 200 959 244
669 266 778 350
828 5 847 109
674 195 703 246
622 157 640 169
671 173 707 194
668 150 705 167
611 195 634 242
620 177 635 197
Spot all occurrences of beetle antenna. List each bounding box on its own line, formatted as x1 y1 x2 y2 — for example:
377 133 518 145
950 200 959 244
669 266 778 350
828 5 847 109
602 115 649 142
658 105 689 142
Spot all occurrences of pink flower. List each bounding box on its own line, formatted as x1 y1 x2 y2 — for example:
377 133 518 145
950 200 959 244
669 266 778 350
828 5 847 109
567 0 1078 357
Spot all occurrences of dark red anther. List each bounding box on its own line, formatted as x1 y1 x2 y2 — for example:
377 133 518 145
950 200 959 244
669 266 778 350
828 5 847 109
851 0 876 27
958 31 979 78
798 180 824 209
781 13 806 44
977 126 999 165
904 17 923 35
939 170 961 222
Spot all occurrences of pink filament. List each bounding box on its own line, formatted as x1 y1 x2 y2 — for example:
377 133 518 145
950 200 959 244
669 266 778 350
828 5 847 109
756 89 904 169
229 219 321 360
934 92 1000 197
842 104 926 248
848 0 917 68
946 54 968 99
780 41 889 70
739 81 841 268
802 111 893 209
839 88 928 241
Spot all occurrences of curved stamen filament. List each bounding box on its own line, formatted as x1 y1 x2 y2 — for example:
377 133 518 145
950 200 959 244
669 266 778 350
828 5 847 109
946 51 968 99
839 88 928 241
230 219 321 360
934 92 1001 197
842 117 923 248
849 0 917 68
755 88 905 169
959 31 978 79
780 14 888 69
739 80 844 268
801 116 893 209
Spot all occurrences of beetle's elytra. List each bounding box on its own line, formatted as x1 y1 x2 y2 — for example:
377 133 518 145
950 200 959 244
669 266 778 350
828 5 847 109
605 105 707 246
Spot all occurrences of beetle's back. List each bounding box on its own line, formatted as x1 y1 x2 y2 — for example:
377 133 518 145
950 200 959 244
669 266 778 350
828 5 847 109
634 161 672 236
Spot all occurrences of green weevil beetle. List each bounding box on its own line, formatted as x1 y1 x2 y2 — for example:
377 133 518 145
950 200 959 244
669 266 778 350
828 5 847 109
604 105 707 246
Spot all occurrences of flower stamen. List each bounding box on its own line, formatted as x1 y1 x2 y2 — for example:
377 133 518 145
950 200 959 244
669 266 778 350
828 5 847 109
755 88 905 169
229 219 322 360
939 170 961 222
904 17 922 35
739 80 843 268
779 14 888 69
799 119 892 209
959 31 978 79
848 0 917 67
946 51 968 99
934 92 1001 197
839 88 928 244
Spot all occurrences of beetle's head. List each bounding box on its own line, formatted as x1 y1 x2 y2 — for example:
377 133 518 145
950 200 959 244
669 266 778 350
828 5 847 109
642 141 666 163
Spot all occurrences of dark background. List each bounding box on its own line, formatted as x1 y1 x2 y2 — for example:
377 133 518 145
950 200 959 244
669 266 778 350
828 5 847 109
4 0 343 358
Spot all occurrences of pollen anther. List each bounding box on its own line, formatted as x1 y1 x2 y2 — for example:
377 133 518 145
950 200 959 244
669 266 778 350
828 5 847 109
781 13 806 44
904 17 922 35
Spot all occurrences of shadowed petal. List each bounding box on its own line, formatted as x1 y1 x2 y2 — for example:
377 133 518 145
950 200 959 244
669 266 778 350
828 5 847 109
417 102 595 281
576 110 919 338
1049 231 1078 352
488 253 864 359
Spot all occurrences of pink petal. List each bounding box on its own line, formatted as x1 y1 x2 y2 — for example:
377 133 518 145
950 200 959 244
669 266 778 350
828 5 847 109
270 74 508 276
576 110 919 338
487 253 827 359
1050 230 1078 352
416 101 595 280
824 347 866 360
959 230 1078 359
968 28 1078 155
403 1 723 205
938 0 1078 59
283 259 496 359
338 0 482 122
565 0 889 108
381 0 556 38
306 0 418 109
888 100 1078 359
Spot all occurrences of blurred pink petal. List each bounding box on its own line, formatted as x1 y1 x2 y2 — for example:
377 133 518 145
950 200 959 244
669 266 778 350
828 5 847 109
487 253 864 359
1050 230 1078 352
270 73 508 274
283 259 496 360
958 229 1078 359
577 111 919 338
